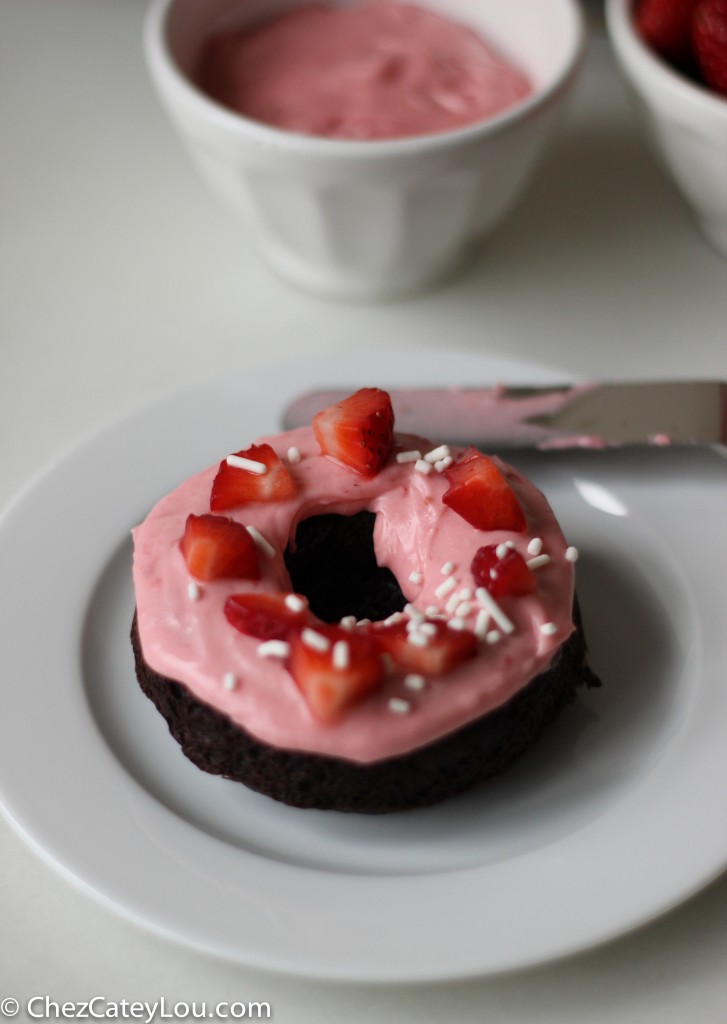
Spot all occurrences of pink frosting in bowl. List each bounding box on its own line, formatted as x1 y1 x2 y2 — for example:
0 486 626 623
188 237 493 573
132 425 577 764
145 0 584 297
195 2 532 140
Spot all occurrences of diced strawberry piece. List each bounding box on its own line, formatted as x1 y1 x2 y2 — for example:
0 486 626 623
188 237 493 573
224 592 310 640
288 625 384 723
692 0 727 94
180 514 260 581
635 0 699 66
372 618 477 676
210 443 296 511
471 544 536 598
442 449 527 532
312 388 394 478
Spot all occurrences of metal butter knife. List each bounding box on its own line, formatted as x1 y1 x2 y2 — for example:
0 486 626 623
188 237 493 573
282 380 727 449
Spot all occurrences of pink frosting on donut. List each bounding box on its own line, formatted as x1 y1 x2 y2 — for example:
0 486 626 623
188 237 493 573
132 427 575 763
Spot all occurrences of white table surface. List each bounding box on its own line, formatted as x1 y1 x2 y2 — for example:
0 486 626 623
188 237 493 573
2 0 727 1018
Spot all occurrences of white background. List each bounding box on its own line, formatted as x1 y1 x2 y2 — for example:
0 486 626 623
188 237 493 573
2 0 727 1019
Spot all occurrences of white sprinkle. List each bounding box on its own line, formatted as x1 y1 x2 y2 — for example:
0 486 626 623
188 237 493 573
418 622 437 636
496 543 511 559
339 615 357 630
407 631 429 647
284 594 306 613
414 459 433 475
448 617 467 631
485 629 502 645
475 587 515 634
527 554 551 571
357 618 371 627
528 537 544 556
455 602 473 618
286 446 301 465
404 603 424 623
383 611 404 626
389 697 411 714
404 674 426 691
226 454 267 474
258 640 291 659
246 525 276 559
301 628 330 652
540 621 558 636
474 608 491 638
447 588 472 614
440 561 455 576
408 570 423 585
223 672 238 690
332 640 350 670
424 444 450 464
565 546 579 563
396 449 422 464
187 581 201 601
434 456 453 473
425 605 440 617
435 576 457 600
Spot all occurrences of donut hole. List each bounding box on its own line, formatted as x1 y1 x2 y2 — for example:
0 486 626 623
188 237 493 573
284 511 406 624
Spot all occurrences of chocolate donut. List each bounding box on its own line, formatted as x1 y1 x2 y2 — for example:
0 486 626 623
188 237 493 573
131 389 599 812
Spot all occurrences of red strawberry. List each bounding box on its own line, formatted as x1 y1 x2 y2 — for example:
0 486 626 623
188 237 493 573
442 449 527 533
180 514 260 581
372 618 477 676
289 624 384 723
210 443 296 512
471 544 536 598
693 0 727 94
312 388 394 477
635 0 700 66
224 592 310 640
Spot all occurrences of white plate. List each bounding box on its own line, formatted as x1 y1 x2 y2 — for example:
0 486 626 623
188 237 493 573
1 349 726 983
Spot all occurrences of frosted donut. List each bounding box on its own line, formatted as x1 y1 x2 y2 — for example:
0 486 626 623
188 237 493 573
131 389 599 812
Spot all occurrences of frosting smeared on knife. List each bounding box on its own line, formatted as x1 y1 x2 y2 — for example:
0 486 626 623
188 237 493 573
283 381 727 449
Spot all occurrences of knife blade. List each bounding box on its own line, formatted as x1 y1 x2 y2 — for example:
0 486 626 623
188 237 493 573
282 381 727 449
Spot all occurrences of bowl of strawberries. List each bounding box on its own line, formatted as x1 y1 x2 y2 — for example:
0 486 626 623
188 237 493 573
606 0 727 256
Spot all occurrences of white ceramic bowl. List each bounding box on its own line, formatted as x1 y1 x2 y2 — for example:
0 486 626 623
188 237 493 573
145 0 585 300
606 0 727 258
